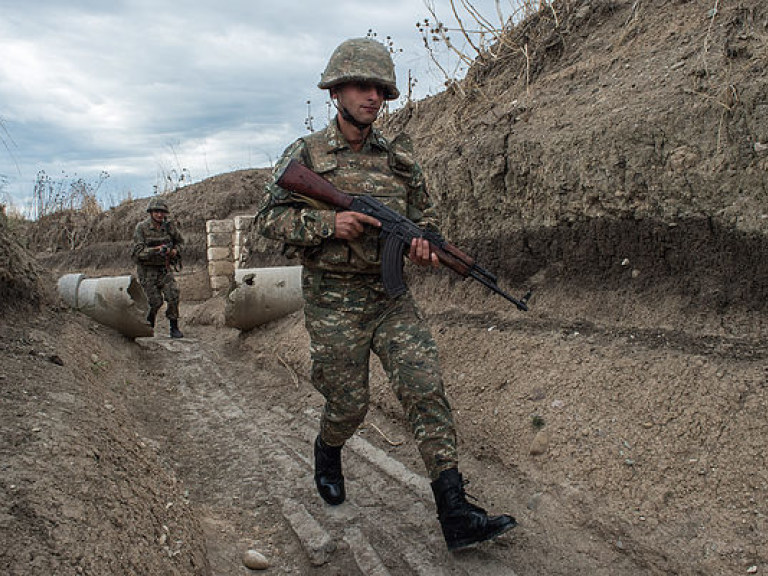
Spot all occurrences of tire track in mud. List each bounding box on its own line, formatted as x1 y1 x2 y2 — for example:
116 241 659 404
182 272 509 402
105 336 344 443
131 332 520 575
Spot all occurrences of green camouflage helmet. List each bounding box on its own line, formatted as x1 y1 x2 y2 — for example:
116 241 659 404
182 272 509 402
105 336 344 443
318 38 399 100
146 197 169 213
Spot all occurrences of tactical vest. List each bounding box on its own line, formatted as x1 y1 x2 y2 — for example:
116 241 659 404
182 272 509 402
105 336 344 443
298 129 417 274
134 218 179 267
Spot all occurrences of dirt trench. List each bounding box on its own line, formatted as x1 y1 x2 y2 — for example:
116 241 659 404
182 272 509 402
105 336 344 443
2 263 766 575
120 310 651 576
84 261 766 576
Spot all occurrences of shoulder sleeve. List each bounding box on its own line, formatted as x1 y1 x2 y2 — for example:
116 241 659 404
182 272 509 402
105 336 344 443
254 139 336 246
265 140 307 204
131 221 148 262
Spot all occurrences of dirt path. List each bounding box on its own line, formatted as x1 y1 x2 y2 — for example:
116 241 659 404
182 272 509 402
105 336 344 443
123 311 653 576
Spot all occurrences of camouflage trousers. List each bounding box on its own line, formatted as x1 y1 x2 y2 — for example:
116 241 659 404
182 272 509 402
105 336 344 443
302 269 457 480
137 264 180 320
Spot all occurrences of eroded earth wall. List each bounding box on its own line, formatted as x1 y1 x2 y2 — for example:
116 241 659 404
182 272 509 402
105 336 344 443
385 0 768 310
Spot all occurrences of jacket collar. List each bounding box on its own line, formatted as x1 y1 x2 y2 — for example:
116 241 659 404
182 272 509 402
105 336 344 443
325 118 388 153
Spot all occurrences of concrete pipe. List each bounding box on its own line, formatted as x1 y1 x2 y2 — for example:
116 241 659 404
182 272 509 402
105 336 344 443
57 273 153 338
225 266 304 331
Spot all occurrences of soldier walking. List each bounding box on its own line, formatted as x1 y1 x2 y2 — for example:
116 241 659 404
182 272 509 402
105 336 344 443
256 38 516 550
132 197 184 338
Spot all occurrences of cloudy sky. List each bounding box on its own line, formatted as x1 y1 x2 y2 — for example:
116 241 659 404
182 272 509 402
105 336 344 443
0 0 513 213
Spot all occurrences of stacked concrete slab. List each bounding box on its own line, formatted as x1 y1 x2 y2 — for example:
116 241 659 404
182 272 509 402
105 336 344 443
233 215 255 268
206 215 257 295
206 219 235 294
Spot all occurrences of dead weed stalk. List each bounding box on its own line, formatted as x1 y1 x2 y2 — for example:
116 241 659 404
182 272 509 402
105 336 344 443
417 0 559 95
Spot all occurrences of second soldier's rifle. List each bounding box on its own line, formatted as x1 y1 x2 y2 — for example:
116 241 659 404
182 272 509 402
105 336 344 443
276 159 530 311
146 239 180 271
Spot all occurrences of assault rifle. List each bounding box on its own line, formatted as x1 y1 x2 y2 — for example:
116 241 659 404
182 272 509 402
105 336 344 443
276 159 530 311
146 239 180 270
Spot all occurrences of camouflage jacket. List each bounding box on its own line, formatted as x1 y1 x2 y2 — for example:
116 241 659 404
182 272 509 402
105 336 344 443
132 217 184 267
256 119 439 274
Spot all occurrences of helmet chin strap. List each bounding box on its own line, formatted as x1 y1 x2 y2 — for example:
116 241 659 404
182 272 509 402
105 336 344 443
333 98 375 131
341 106 372 130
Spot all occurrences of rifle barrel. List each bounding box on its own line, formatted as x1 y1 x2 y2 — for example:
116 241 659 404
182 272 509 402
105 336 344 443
468 269 529 311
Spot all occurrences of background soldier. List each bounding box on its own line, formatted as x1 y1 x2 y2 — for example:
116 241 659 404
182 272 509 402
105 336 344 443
256 37 516 550
132 197 184 338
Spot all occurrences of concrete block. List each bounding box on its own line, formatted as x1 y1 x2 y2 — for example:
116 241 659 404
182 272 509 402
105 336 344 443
234 215 255 230
207 232 234 247
210 276 231 292
206 219 234 234
207 246 231 262
209 260 234 277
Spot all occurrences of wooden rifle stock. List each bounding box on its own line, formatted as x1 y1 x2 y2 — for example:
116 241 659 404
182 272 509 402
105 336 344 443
276 160 353 209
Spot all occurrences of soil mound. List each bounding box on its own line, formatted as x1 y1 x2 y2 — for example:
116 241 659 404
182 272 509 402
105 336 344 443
0 215 49 313
28 168 271 275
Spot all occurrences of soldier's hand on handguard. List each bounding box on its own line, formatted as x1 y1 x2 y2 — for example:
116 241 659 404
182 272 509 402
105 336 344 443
334 211 380 240
409 237 439 268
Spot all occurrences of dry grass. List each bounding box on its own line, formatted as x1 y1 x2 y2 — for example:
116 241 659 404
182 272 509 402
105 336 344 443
417 0 570 96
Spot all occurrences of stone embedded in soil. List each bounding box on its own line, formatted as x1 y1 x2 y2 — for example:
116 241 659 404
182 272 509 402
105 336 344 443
530 429 550 455
242 549 269 570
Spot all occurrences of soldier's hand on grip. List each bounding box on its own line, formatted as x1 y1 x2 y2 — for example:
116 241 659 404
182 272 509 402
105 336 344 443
408 237 439 268
334 211 380 240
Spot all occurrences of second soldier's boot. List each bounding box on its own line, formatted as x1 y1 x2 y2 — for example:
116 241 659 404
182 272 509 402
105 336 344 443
146 308 157 328
169 318 183 339
314 436 345 505
430 468 516 550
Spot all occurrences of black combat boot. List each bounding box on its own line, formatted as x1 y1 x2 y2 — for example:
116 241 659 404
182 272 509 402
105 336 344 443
169 319 183 339
314 436 345 505
431 468 516 550
146 308 157 328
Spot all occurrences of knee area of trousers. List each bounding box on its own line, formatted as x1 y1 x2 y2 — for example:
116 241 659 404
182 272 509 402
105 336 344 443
327 404 368 429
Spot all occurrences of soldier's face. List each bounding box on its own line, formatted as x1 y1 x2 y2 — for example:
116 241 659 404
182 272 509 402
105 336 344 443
150 209 167 224
335 82 384 125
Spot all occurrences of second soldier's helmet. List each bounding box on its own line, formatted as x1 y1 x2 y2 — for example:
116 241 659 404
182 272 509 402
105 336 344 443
318 38 399 100
146 197 169 213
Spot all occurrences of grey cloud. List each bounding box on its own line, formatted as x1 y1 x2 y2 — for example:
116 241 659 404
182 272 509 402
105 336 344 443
1 0 502 210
